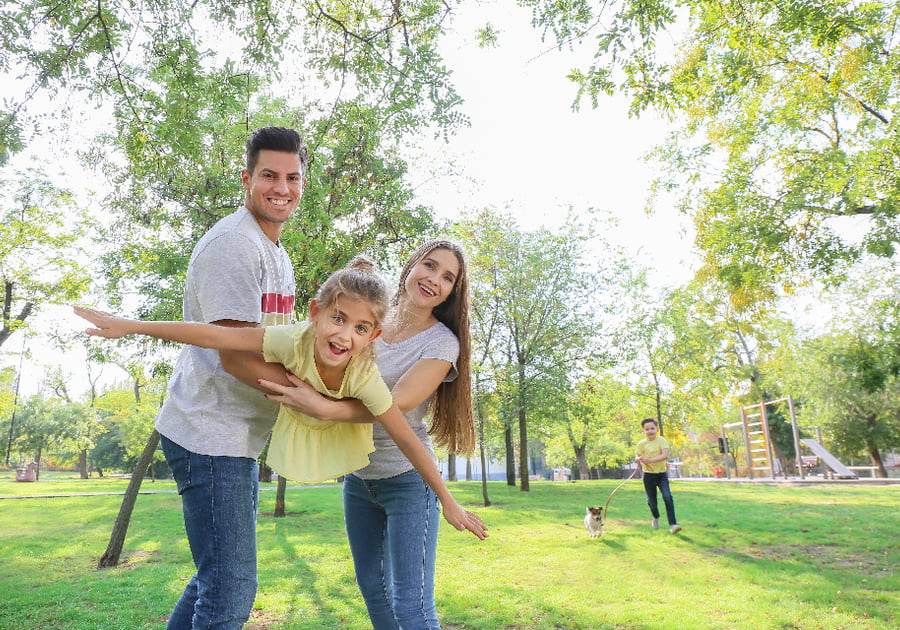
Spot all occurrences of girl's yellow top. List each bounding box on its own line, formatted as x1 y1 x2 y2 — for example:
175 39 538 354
262 322 393 482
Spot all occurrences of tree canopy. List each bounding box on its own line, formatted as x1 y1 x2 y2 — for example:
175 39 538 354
518 0 900 298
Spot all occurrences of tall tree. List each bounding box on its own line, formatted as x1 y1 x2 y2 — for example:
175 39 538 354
779 260 900 475
544 372 636 479
455 208 612 491
0 171 92 347
516 0 900 298
8 394 78 476
5 1 466 319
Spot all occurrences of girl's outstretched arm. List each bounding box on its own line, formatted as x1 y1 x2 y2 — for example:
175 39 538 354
73 306 265 352
376 403 487 540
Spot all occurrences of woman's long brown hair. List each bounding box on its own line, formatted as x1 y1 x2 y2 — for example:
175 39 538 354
394 240 475 456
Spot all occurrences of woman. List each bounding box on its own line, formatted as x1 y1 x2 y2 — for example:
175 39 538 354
261 239 478 630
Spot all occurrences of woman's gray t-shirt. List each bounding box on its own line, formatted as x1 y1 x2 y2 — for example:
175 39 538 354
352 321 459 480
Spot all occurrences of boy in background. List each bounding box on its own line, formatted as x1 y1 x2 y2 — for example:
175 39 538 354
635 417 682 534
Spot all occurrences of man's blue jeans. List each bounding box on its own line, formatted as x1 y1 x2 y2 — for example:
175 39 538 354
344 470 441 630
161 435 259 630
642 471 678 526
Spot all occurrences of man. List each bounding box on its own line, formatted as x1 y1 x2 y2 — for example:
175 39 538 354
156 126 308 629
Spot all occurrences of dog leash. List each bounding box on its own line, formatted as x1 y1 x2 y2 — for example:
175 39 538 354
602 467 639 525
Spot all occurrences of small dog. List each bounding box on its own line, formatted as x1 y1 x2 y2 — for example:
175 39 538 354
584 506 604 538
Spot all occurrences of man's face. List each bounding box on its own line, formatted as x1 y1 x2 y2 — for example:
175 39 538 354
241 149 305 241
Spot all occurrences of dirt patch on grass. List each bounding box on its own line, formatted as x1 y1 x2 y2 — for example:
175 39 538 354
107 549 160 570
258 512 306 518
711 543 892 575
245 609 282 629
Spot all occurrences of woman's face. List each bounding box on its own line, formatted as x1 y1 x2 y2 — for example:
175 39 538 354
402 247 460 310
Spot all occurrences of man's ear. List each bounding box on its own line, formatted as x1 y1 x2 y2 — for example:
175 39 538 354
241 169 251 190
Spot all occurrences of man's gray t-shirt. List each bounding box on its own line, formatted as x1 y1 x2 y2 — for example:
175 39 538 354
353 322 459 480
155 206 296 459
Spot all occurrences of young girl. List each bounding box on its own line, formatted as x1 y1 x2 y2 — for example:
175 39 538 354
260 240 476 629
74 256 486 540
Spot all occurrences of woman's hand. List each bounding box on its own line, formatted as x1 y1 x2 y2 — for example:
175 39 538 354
442 499 488 540
73 306 133 339
258 371 325 415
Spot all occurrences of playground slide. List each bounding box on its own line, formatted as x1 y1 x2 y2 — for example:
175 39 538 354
800 439 857 479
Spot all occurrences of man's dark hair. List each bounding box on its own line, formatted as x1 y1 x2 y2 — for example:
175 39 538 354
245 127 309 175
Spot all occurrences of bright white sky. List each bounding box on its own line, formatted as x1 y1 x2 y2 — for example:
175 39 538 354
417 4 696 284
4 2 697 398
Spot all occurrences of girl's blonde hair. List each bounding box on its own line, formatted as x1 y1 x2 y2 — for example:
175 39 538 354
395 240 475 456
315 256 389 360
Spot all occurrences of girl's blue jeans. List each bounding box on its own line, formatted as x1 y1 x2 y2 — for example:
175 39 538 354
642 471 678 526
161 435 259 630
343 470 442 630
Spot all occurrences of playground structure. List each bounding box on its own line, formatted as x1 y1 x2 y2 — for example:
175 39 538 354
720 396 858 480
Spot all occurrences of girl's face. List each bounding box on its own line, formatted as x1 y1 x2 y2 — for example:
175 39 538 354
309 297 382 371
402 247 460 311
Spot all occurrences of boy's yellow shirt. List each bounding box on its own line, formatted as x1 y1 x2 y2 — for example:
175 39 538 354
636 436 669 474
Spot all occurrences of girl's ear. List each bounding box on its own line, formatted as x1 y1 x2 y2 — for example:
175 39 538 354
308 299 320 320
367 327 383 343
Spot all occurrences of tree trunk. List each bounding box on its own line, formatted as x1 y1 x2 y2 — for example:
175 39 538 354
447 453 457 481
504 425 516 486
479 449 491 507
518 404 530 492
98 430 160 568
465 457 472 481
517 362 530 492
475 401 491 507
35 448 42 481
274 476 287 517
866 441 887 478
79 449 88 479
574 444 589 480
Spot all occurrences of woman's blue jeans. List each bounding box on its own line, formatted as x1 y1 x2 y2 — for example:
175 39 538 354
642 471 678 526
161 435 259 630
344 470 441 630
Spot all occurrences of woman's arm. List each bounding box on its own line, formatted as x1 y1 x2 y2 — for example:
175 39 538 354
259 372 373 421
260 358 453 421
74 306 265 352
376 403 487 540
261 356 487 537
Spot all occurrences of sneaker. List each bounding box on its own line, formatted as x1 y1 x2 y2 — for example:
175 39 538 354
670 524 682 534
651 518 659 530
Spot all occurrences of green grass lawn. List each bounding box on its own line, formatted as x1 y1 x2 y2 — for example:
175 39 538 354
1 472 897 629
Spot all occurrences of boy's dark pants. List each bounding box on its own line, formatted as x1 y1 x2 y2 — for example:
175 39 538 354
642 472 677 526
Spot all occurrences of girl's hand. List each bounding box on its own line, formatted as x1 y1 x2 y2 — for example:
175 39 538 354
73 306 132 339
442 499 488 540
